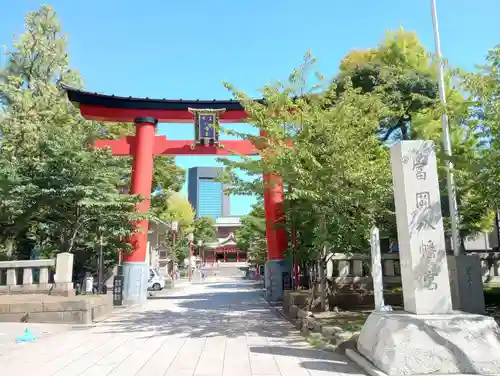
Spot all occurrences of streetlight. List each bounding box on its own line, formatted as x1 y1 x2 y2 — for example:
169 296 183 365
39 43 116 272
187 233 194 281
430 0 461 255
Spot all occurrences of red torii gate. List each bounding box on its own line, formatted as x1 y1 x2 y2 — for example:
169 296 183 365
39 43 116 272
62 84 287 303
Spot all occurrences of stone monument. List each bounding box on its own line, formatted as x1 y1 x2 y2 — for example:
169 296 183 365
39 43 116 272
370 226 392 312
346 141 500 375
51 252 76 297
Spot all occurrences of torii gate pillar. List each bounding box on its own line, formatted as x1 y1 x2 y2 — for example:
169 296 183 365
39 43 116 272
123 117 157 304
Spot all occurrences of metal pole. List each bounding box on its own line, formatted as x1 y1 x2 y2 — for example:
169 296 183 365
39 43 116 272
430 0 461 256
172 232 176 280
188 241 193 282
98 233 103 295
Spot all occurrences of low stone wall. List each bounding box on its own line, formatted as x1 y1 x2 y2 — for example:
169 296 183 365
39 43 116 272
281 289 397 353
0 294 112 324
283 289 403 312
283 290 309 313
283 302 363 354
328 291 403 310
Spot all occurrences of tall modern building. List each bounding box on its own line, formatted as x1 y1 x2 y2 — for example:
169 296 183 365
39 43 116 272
188 167 230 219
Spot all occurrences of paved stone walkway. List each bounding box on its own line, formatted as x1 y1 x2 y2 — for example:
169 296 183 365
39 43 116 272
0 278 364 376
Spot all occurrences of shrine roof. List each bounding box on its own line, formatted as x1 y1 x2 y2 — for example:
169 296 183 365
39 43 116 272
61 83 260 111
214 216 241 227
205 232 237 249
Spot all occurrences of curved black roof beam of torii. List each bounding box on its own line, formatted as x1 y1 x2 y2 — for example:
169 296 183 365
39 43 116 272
60 83 266 123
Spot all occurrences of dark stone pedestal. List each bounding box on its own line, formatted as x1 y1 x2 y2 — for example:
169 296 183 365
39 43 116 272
447 254 485 314
264 259 292 301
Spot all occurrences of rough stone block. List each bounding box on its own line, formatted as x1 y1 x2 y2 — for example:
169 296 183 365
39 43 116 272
306 317 316 329
9 302 44 313
323 343 336 352
51 282 76 297
30 311 65 322
321 325 342 339
63 310 90 324
335 335 359 354
356 311 500 375
289 305 299 319
447 254 485 314
335 331 359 344
297 309 309 319
43 299 89 312
0 304 10 313
313 321 323 332
0 313 23 322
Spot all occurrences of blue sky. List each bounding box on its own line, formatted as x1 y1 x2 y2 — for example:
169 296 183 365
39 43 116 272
1 0 498 216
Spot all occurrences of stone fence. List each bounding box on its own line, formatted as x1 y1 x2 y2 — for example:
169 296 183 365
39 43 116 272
327 252 500 287
0 252 75 296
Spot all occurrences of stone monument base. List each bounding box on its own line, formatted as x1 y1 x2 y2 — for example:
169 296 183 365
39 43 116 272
264 259 291 301
122 261 148 305
346 311 500 376
447 255 485 314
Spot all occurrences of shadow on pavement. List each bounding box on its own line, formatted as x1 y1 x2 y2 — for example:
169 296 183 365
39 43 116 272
148 290 255 301
300 360 362 373
204 283 253 289
93 289 299 341
251 345 363 374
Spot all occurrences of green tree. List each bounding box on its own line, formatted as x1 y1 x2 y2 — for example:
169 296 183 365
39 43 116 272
0 66 140 271
0 5 185 199
221 53 391 309
337 28 495 245
152 191 195 261
193 216 216 245
336 27 439 142
461 45 500 210
0 6 153 278
236 203 267 265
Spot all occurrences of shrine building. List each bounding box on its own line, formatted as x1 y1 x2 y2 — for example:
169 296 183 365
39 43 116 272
200 216 245 263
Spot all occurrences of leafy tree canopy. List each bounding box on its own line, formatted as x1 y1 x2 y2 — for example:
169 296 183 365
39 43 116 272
236 203 266 264
0 5 184 275
221 53 392 260
193 216 216 245
336 27 439 142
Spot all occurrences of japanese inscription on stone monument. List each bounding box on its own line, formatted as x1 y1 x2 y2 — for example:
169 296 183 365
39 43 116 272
391 140 453 314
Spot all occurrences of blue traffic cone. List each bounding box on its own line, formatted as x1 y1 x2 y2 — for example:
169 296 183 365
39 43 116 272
16 328 36 342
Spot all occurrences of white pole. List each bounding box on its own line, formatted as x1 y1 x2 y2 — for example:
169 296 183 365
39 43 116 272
430 0 461 256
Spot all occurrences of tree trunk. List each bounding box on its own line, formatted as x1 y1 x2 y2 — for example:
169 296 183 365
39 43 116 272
318 248 326 312
66 216 83 254
308 278 317 312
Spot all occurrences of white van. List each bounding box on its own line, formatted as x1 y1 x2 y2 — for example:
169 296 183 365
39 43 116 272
148 268 165 291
